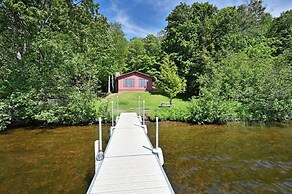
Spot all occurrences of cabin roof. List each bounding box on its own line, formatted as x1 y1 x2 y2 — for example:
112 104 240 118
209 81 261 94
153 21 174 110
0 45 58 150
117 71 155 80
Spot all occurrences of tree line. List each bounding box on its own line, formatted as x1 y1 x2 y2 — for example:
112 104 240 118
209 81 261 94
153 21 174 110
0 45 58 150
0 0 291 130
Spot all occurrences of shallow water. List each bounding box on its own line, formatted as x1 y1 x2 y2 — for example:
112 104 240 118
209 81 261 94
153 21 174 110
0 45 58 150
0 125 109 194
0 122 291 193
147 122 292 193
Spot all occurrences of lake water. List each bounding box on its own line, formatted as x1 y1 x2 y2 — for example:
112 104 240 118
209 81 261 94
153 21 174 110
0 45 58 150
0 122 291 193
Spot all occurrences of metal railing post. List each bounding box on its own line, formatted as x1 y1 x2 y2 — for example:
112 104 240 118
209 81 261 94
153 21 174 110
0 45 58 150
116 95 119 113
108 75 111 93
99 117 102 151
96 117 104 161
111 101 114 127
138 96 140 116
153 116 164 165
156 117 159 149
142 100 145 125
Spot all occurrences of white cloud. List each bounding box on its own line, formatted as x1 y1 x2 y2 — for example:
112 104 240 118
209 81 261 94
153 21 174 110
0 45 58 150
264 0 292 17
108 0 161 38
115 11 159 38
105 0 292 39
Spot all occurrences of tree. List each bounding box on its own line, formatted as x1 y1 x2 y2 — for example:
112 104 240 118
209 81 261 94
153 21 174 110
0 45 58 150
199 43 292 122
162 2 217 96
156 54 186 105
0 0 115 130
109 22 128 73
268 10 292 63
124 35 161 75
144 34 162 57
162 1 274 97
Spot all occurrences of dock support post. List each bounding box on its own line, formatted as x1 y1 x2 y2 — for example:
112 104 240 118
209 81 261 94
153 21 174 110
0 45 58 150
99 117 102 151
116 95 119 113
142 100 145 125
94 140 100 173
156 117 159 149
111 101 114 127
152 117 164 165
96 117 104 161
110 101 115 137
138 96 140 116
108 75 111 93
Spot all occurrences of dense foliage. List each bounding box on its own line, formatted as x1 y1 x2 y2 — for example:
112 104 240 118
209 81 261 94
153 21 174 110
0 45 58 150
124 34 162 75
148 1 291 124
0 0 291 130
161 1 291 123
0 0 113 130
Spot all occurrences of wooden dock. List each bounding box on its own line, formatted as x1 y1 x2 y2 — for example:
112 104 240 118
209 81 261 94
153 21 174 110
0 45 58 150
87 113 174 194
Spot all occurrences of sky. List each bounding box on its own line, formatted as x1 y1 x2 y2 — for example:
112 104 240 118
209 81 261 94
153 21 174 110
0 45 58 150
96 0 292 39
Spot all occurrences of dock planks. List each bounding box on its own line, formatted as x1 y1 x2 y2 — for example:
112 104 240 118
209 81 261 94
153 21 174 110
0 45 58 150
87 113 174 194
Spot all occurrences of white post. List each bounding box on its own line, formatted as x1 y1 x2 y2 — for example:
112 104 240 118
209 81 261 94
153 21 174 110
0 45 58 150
94 140 99 173
99 117 102 151
138 96 140 116
142 100 145 125
108 75 111 93
116 95 119 113
111 74 114 91
152 116 164 165
96 118 104 161
111 101 114 127
156 117 159 149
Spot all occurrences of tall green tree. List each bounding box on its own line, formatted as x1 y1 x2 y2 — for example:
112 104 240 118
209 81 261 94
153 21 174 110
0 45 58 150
162 2 217 96
162 1 273 97
0 0 114 130
199 43 292 122
268 10 292 63
109 22 128 73
156 54 186 105
125 35 161 75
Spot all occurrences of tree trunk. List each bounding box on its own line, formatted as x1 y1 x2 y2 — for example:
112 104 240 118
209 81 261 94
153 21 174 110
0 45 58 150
169 98 172 105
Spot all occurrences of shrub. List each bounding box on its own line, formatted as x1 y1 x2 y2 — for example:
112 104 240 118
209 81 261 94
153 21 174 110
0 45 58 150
97 99 110 123
188 97 240 124
1 90 108 130
149 106 190 122
0 101 11 131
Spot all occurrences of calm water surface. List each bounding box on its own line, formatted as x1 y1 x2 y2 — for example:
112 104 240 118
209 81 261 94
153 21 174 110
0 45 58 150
148 122 292 193
0 122 291 193
0 125 109 194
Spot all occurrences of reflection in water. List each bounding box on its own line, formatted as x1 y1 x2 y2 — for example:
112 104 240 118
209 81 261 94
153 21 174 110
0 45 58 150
0 122 291 193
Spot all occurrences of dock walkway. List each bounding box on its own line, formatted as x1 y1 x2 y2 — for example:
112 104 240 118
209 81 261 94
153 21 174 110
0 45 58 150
87 112 174 194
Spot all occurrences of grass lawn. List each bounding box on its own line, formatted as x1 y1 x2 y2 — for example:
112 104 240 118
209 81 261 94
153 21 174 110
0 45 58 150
106 92 189 115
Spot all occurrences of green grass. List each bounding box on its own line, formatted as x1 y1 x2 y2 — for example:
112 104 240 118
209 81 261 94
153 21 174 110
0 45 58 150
106 92 189 115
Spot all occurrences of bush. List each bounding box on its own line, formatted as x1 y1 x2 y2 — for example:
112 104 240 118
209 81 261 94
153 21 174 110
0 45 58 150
199 51 292 123
8 91 38 124
237 98 292 122
149 106 191 122
33 92 107 125
0 101 11 131
96 99 110 123
188 97 240 124
1 90 109 131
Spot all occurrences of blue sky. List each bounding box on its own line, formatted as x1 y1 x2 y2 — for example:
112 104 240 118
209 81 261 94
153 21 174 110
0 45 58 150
96 0 292 39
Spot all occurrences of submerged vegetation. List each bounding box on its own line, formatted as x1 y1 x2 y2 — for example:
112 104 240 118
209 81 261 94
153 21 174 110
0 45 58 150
0 0 291 131
0 122 291 193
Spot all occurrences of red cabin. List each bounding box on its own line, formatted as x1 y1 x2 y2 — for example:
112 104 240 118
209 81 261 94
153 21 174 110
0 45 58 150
117 71 155 93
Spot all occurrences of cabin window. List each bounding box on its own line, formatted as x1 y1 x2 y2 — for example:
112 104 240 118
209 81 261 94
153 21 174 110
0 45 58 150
124 78 135 87
139 79 147 87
